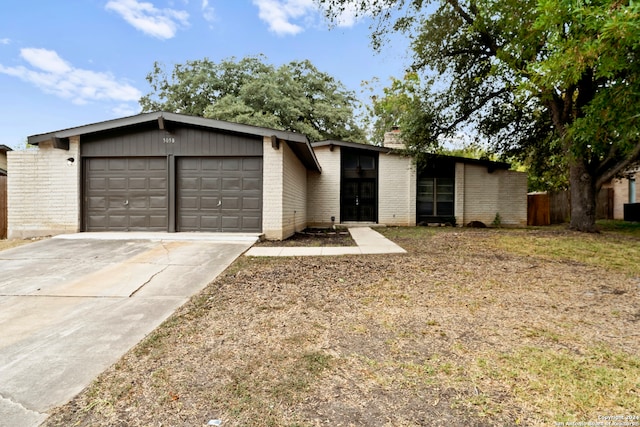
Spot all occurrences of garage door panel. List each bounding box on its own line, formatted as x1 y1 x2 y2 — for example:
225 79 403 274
242 216 261 229
243 177 261 191
200 197 219 210
243 197 261 210
177 157 262 232
108 159 126 170
222 177 241 191
201 216 220 228
84 158 168 231
201 177 220 190
88 177 107 190
108 177 127 190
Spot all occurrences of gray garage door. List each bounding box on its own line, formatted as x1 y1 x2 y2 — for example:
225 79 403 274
178 157 262 232
84 158 168 231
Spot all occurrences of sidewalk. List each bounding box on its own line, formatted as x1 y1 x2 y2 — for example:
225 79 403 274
245 227 406 257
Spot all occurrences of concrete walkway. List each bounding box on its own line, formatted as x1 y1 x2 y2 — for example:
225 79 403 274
245 227 406 256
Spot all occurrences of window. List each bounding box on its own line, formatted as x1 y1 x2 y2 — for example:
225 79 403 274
630 177 637 204
418 177 454 216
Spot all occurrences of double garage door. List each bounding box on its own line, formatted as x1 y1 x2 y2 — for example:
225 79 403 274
84 157 262 232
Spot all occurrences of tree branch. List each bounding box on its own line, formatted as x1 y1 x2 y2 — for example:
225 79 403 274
596 142 640 188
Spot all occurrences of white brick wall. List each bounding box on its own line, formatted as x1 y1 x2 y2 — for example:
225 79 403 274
461 163 527 226
378 153 416 226
262 137 309 240
7 138 80 238
262 136 284 239
307 146 341 227
282 142 308 237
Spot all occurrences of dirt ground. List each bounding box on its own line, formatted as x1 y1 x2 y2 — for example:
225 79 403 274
43 227 640 427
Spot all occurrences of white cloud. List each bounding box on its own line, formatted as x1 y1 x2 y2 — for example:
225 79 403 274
0 38 10 45
252 0 364 36
105 0 189 39
252 0 315 35
112 103 141 116
0 48 142 105
201 0 215 23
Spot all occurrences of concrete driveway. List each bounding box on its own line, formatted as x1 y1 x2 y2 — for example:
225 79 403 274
0 233 257 427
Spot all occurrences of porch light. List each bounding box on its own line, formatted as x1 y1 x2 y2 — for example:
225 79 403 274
66 157 75 166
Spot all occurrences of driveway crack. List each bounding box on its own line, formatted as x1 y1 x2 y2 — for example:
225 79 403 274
128 265 170 297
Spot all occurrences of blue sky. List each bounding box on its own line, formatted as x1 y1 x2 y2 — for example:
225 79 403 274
0 0 410 149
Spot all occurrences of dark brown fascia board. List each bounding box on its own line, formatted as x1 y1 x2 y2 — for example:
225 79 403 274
312 140 511 171
313 140 392 153
0 144 13 153
26 111 321 171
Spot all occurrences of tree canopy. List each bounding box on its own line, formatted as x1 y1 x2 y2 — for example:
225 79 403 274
140 55 366 142
322 0 640 231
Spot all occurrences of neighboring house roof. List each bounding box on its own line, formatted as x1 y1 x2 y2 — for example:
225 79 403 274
0 144 11 175
27 111 321 172
313 140 512 171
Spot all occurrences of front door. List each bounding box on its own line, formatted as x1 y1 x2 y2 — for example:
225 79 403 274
341 148 378 223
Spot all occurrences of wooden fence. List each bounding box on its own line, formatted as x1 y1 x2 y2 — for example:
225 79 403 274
0 175 7 239
528 188 613 226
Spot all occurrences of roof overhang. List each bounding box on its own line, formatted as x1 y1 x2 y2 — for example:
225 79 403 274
0 144 13 153
312 140 512 171
27 111 321 171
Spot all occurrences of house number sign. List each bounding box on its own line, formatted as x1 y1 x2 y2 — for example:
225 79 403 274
163 136 176 144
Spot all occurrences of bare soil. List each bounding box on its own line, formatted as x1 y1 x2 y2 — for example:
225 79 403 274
43 227 640 427
255 228 356 247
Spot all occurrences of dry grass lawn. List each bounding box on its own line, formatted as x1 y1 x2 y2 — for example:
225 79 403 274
43 224 640 426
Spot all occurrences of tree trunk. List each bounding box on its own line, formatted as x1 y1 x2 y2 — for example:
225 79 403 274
569 161 598 232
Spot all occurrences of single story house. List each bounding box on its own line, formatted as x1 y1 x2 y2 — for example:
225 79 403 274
0 144 11 176
602 168 639 221
7 112 527 240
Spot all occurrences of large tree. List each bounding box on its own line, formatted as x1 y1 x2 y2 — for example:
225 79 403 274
140 55 366 142
320 0 640 231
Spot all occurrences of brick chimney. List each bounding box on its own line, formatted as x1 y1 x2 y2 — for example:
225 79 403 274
383 126 404 149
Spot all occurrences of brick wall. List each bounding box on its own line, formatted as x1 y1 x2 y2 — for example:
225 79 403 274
378 153 416 226
461 163 527 226
307 146 341 227
261 137 309 240
281 142 308 237
262 136 284 239
7 138 80 238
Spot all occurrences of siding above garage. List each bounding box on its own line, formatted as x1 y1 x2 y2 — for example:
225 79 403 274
9 112 320 239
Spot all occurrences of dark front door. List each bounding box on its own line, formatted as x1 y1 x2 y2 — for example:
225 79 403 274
341 148 378 223
342 179 376 222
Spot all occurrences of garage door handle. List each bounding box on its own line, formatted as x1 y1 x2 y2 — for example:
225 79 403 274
124 200 129 206
217 200 222 207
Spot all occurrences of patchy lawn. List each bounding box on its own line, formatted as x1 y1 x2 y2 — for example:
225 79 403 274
44 225 640 427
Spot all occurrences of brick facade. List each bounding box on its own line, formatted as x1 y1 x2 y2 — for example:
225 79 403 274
458 163 527 226
306 146 341 227
7 138 80 238
262 137 309 240
378 153 416 226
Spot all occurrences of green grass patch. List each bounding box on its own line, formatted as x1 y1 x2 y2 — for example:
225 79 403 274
488 346 640 422
489 229 640 276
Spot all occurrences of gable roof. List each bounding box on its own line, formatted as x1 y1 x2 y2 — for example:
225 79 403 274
313 140 512 171
28 111 321 171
